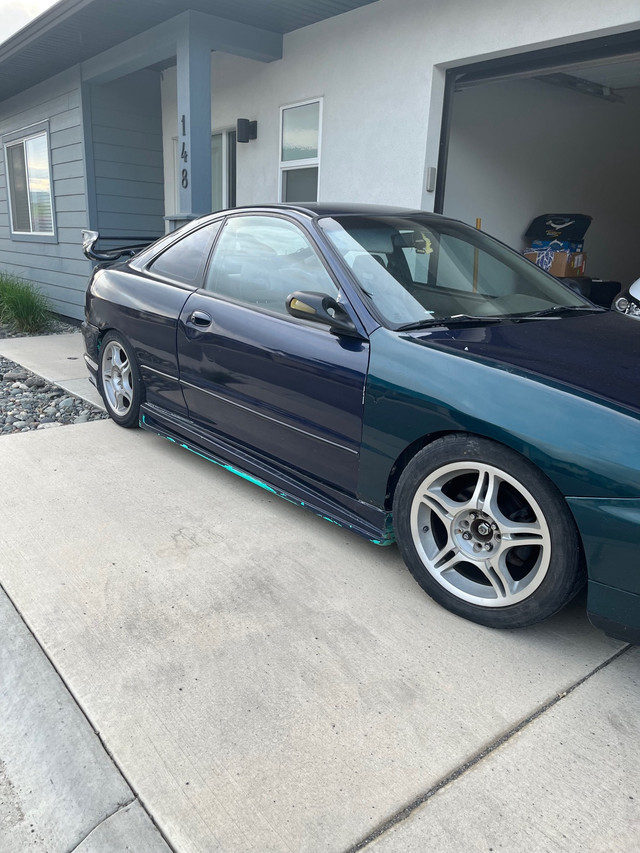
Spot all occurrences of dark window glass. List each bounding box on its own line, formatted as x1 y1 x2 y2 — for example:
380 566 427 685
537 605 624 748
7 143 30 232
228 130 237 208
149 221 221 285
282 167 318 203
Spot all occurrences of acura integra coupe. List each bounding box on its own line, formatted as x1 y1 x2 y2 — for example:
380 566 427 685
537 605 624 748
82 204 640 643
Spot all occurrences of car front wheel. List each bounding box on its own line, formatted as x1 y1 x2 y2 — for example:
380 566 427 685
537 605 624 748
98 331 143 428
393 435 584 628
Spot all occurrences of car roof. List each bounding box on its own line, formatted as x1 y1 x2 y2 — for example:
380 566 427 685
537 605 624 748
229 202 431 219
132 203 449 269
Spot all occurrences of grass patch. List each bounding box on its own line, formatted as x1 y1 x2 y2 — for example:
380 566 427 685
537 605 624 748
0 273 52 333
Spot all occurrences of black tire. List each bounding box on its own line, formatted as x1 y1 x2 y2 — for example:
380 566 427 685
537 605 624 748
393 434 584 629
97 331 144 428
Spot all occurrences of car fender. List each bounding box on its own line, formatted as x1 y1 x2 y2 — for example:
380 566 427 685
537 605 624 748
359 327 640 506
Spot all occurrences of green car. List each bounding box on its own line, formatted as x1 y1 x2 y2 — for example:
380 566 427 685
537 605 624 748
82 204 640 642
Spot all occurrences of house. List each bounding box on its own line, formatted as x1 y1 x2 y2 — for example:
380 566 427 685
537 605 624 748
0 0 638 319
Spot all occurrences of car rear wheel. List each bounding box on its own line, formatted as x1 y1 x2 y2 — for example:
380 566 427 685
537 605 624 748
98 331 143 428
393 435 584 628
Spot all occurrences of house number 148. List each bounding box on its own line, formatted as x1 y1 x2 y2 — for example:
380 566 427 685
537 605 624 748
180 114 189 188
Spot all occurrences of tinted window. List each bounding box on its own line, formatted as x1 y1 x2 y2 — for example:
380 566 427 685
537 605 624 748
149 222 221 285
205 215 338 315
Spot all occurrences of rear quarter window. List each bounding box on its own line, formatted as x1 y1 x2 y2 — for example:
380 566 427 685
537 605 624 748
148 222 221 285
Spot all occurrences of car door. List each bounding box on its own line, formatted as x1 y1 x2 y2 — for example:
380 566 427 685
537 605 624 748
176 213 369 495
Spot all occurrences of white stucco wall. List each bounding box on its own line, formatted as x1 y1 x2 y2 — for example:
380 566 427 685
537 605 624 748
161 0 640 214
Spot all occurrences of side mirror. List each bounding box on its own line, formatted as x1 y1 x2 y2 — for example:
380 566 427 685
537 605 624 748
286 291 362 338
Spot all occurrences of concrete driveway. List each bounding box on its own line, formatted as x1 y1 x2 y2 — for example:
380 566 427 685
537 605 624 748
0 338 638 852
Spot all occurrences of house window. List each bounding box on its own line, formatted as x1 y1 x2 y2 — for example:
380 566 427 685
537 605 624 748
5 129 54 236
279 99 322 203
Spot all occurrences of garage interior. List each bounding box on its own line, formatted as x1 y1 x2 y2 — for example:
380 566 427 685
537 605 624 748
440 36 640 296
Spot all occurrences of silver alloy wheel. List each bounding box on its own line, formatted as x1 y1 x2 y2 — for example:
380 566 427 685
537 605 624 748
101 340 133 417
410 461 551 607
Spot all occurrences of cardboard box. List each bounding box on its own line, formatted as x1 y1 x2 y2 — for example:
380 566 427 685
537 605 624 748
524 249 587 277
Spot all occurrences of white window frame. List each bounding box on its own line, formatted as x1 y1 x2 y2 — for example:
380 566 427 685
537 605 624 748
3 121 56 242
171 136 179 214
278 97 323 203
211 127 237 212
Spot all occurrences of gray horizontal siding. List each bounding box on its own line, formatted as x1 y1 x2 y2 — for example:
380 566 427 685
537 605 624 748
52 142 84 165
90 69 164 240
54 194 88 213
97 194 163 215
0 66 90 320
94 159 163 184
50 109 83 133
0 263 87 291
93 142 163 168
87 84 159 119
50 125 83 149
0 241 88 267
47 296 85 321
58 226 89 244
53 160 85 180
95 176 164 199
92 106 163 135
92 125 163 152
96 211 164 233
54 177 86 197
0 85 81 138
57 210 91 229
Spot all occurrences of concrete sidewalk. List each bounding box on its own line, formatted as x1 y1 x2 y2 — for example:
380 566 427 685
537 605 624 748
0 331 104 410
0 335 638 852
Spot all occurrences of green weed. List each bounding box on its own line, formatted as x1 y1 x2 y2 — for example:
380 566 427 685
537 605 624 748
0 274 52 333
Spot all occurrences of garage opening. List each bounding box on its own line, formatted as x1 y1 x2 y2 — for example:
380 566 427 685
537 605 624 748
438 32 640 296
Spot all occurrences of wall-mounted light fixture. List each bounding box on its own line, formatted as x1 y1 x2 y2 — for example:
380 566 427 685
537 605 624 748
237 119 258 143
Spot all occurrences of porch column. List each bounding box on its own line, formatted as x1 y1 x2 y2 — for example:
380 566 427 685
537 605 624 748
176 23 212 221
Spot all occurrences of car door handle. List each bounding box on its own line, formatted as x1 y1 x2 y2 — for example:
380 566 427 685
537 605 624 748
189 310 212 327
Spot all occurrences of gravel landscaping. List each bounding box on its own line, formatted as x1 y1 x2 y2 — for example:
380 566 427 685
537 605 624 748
0 356 107 434
0 319 107 435
0 315 78 341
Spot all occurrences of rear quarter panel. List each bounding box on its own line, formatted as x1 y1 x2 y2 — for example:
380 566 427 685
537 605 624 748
86 265 192 414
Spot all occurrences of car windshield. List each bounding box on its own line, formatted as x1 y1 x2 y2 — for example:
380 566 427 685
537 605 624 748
319 214 591 327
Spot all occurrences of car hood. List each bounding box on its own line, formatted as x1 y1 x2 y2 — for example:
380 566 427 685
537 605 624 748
409 311 640 414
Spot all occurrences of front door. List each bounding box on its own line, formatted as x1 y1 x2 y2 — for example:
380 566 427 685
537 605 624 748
177 214 369 495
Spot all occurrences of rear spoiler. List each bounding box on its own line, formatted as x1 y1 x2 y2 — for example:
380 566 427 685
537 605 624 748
81 229 157 263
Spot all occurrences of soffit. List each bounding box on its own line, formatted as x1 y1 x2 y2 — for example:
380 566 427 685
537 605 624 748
0 0 378 100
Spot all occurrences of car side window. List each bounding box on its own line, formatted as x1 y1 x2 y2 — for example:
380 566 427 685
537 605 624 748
204 215 339 315
148 221 221 285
